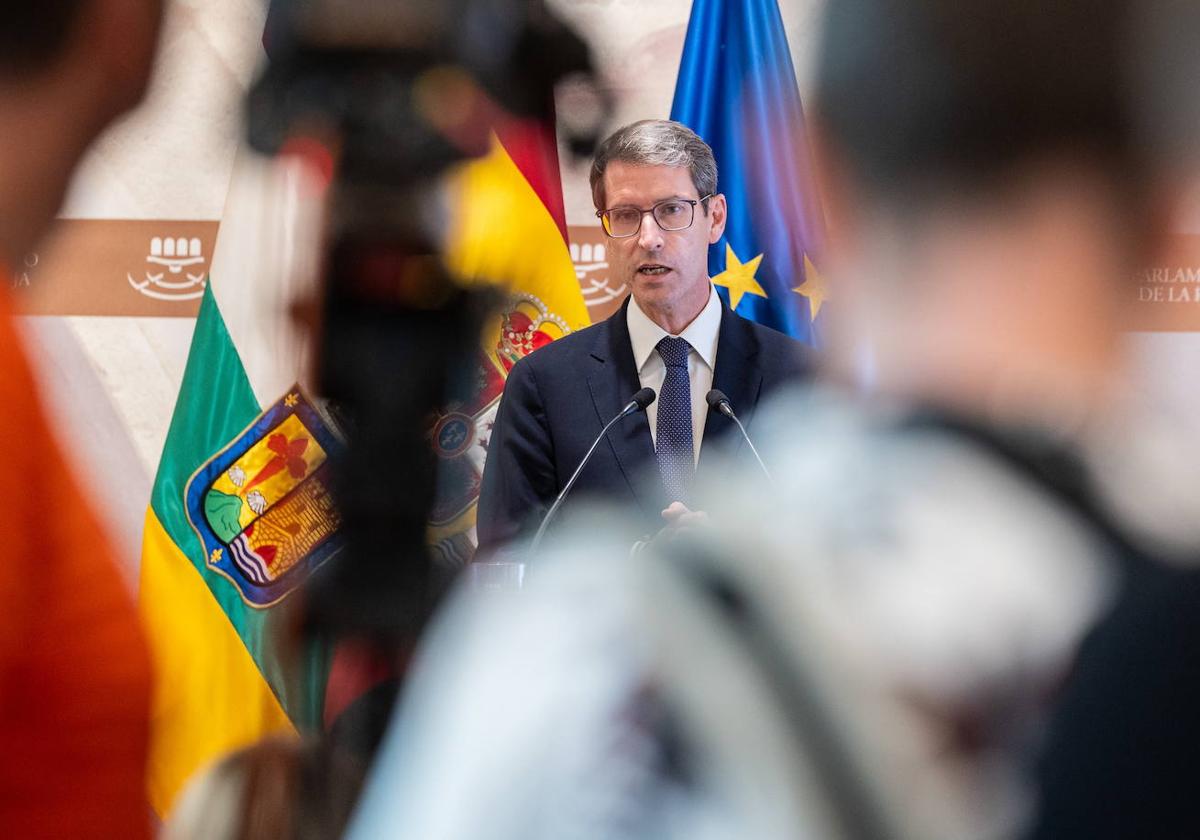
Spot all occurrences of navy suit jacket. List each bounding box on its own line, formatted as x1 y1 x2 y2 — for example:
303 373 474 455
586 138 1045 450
476 296 810 554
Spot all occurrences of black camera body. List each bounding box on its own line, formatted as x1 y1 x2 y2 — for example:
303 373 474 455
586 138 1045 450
244 0 604 644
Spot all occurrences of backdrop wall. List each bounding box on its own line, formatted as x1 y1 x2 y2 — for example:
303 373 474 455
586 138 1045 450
15 0 1200 581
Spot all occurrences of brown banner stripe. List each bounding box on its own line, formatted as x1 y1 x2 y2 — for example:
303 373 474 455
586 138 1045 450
1128 235 1200 332
13 219 218 317
8 221 630 321
29 221 1194 332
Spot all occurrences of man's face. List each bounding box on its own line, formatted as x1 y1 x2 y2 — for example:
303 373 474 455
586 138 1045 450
600 162 726 322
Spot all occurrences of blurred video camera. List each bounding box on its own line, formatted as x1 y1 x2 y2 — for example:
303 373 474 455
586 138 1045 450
245 0 607 643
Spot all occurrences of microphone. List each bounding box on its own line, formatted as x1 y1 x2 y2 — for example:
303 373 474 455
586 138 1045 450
530 387 656 553
706 389 772 483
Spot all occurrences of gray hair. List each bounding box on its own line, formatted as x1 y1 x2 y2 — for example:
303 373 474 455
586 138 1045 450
590 119 719 210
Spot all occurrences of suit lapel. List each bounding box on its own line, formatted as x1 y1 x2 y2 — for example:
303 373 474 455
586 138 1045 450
698 304 763 478
586 300 664 517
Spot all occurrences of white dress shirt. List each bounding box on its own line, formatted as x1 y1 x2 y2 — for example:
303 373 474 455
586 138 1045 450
626 285 722 465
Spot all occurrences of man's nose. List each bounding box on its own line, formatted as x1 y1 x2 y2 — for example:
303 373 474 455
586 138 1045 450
637 211 664 252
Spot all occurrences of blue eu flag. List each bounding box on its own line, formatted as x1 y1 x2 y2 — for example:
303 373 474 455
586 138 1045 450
671 0 827 345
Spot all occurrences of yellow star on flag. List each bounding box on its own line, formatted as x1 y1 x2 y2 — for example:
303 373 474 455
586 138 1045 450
712 243 767 311
793 253 828 321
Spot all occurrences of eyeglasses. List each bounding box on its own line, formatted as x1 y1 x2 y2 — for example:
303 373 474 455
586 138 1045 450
596 195 713 239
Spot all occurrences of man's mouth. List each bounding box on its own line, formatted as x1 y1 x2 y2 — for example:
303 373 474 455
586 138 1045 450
637 264 671 276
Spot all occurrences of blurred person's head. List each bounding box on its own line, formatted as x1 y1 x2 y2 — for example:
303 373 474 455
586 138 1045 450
0 0 162 267
1133 0 1200 219
163 736 364 840
591 119 728 333
812 0 1155 423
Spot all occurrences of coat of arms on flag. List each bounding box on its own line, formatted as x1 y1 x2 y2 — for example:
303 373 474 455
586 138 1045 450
429 293 572 529
185 387 343 608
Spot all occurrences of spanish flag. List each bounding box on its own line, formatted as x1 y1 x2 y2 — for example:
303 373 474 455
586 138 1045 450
139 130 587 813
429 120 590 565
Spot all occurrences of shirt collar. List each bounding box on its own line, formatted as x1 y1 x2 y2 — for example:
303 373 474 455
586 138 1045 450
627 284 722 373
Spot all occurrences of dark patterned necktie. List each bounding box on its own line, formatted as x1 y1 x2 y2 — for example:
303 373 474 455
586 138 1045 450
655 336 694 504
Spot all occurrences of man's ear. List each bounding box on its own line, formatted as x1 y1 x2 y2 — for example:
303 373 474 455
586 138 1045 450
707 193 728 244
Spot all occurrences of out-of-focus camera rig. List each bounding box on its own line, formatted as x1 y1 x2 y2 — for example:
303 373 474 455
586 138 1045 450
246 0 608 646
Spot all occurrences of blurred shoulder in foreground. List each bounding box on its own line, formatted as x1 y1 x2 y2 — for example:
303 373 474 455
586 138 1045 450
0 0 163 837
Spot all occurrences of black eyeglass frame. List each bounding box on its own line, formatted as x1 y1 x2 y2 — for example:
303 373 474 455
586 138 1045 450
596 194 714 239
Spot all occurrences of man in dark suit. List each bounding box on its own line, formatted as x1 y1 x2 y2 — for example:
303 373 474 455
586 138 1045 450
477 120 808 554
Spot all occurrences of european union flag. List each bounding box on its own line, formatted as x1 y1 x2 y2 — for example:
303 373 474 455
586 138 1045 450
671 0 827 345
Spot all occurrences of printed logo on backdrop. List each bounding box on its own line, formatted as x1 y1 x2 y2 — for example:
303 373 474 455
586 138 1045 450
10 253 37 289
429 294 572 544
128 235 208 301
185 388 344 608
569 226 627 321
1130 236 1200 331
12 219 217 316
1138 265 1200 303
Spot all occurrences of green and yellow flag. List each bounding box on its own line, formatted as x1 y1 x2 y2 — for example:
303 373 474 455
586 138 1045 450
140 152 330 814
141 124 588 812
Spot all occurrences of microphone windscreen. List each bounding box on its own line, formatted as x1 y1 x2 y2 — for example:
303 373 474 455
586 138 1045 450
705 388 730 410
632 387 656 410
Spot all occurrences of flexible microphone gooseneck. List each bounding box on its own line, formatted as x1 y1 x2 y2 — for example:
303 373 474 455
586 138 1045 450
706 389 773 483
529 387 656 553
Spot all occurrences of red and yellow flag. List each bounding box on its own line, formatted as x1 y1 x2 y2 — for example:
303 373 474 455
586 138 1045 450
428 119 589 564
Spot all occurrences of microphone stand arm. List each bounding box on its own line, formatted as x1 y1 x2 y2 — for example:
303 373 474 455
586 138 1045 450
529 402 637 554
714 401 773 485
